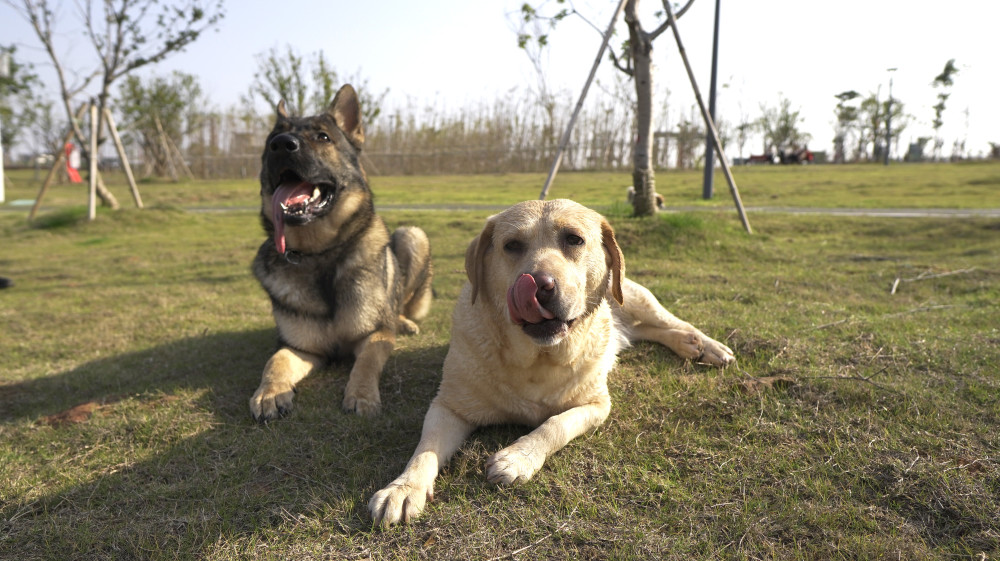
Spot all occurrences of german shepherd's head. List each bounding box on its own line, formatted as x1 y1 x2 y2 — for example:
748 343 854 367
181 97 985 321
259 84 372 256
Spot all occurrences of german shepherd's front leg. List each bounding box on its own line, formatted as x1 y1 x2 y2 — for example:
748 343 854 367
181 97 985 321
250 347 325 421
343 328 395 416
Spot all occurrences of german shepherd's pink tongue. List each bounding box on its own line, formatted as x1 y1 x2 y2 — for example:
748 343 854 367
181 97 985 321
506 273 556 325
271 181 314 254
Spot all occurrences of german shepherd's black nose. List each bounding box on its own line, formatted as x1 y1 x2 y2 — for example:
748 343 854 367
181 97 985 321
270 133 300 153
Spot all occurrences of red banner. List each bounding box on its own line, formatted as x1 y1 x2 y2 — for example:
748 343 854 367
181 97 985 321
65 143 82 183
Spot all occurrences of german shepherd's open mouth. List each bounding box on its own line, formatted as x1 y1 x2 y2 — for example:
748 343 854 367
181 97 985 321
269 168 338 254
272 170 337 224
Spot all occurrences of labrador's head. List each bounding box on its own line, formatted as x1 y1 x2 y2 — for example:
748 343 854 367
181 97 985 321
465 199 624 346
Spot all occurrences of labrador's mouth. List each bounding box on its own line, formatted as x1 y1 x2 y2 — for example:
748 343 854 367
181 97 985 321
520 317 575 341
507 273 575 343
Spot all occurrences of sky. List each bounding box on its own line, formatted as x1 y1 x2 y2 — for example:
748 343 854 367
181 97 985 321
2 0 997 159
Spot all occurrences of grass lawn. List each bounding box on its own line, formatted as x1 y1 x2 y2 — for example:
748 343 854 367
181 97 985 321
1 162 998 559
4 159 1000 211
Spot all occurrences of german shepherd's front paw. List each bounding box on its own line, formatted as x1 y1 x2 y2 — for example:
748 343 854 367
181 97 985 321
397 316 420 336
249 382 296 421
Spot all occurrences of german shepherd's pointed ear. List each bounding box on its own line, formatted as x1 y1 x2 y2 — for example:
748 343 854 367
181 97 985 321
276 99 289 120
601 218 625 305
466 219 496 305
329 84 365 149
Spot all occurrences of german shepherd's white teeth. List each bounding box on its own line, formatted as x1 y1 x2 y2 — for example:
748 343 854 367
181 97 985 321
311 187 321 201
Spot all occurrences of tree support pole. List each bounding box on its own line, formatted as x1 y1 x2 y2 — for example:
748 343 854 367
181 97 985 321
29 103 87 221
701 0 721 200
539 0 628 200
663 0 752 234
153 113 180 182
164 131 195 181
88 102 98 221
103 108 143 208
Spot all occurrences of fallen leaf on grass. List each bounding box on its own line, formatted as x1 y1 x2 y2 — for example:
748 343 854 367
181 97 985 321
737 376 796 395
41 401 101 427
422 530 439 548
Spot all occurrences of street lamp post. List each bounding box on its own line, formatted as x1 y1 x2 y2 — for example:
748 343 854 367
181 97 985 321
884 67 897 166
701 0 721 199
0 51 8 203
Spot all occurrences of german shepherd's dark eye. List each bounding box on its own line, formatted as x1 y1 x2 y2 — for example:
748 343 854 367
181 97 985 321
565 233 584 246
316 132 331 142
503 240 525 253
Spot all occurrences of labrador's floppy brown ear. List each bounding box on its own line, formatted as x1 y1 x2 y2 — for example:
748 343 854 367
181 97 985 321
601 217 625 305
466 219 496 304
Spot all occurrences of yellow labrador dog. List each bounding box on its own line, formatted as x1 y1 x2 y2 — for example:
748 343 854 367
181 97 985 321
369 199 734 525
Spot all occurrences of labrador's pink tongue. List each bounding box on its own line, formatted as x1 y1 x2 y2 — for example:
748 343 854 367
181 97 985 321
271 181 313 254
506 274 555 325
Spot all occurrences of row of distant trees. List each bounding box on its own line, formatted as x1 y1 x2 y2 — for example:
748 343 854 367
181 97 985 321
1 1 994 205
2 45 811 178
831 60 964 164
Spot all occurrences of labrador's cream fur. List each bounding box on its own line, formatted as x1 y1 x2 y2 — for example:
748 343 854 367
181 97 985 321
369 199 734 525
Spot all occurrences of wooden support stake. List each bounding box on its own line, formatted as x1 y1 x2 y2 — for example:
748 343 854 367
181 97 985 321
153 113 179 181
103 108 142 208
539 0 628 201
88 103 98 221
164 130 194 181
29 103 87 221
663 0 752 234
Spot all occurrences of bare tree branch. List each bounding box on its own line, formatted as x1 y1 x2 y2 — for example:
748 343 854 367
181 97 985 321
649 0 696 41
608 48 633 76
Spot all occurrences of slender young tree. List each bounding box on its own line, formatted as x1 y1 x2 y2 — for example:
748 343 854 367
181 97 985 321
0 44 46 158
4 0 225 207
757 95 810 157
518 0 695 216
116 71 205 177
248 45 388 125
931 58 958 160
832 90 860 163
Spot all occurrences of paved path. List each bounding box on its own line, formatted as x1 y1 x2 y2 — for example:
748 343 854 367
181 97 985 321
373 205 1000 218
5 203 1000 218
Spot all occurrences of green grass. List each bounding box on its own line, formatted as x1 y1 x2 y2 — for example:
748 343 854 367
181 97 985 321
1 163 998 559
4 160 999 212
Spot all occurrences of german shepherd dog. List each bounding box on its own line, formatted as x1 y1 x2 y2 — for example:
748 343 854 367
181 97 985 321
249 85 433 420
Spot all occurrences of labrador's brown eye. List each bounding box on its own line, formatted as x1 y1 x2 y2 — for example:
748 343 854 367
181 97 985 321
565 234 584 246
504 240 525 253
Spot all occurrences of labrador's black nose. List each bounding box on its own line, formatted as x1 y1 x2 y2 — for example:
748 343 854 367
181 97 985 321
533 272 557 307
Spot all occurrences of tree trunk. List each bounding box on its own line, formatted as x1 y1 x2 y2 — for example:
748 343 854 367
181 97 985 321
625 0 658 216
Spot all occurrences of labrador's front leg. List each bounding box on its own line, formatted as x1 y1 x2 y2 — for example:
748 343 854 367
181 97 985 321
369 400 475 525
486 397 611 484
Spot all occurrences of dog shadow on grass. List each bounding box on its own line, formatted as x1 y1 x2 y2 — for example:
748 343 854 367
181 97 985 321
0 328 449 557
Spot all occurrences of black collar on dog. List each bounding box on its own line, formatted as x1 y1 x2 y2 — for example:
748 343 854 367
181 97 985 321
283 250 303 265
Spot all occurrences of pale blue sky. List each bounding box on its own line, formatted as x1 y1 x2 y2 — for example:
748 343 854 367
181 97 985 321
2 0 997 158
